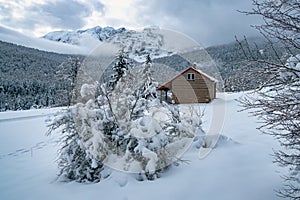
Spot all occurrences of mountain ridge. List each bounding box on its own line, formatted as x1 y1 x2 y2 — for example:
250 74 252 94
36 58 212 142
42 26 126 45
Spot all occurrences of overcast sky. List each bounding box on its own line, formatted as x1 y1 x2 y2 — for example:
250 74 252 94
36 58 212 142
0 0 262 46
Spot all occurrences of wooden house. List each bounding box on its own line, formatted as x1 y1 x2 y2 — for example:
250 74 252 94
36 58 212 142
157 65 216 104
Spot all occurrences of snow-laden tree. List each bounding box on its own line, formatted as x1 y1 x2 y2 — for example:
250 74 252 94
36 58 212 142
108 49 130 90
48 56 203 182
239 0 300 198
47 103 106 182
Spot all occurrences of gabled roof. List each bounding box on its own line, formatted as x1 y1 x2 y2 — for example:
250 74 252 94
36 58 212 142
157 67 217 91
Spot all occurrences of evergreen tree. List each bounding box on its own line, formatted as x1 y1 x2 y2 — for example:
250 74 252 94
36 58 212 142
48 56 202 182
108 49 130 90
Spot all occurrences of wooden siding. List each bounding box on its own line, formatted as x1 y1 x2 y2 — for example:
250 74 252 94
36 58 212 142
171 69 215 104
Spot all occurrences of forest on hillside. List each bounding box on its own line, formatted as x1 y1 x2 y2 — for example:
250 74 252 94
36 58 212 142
0 40 83 111
0 37 289 111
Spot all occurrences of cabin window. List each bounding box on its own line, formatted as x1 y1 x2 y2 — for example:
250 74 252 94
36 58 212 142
187 73 195 80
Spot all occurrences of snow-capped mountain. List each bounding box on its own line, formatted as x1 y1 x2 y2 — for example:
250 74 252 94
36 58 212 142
42 26 175 60
109 28 174 61
42 26 126 45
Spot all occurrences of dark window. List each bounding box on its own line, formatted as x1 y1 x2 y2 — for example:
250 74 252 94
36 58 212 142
187 73 195 80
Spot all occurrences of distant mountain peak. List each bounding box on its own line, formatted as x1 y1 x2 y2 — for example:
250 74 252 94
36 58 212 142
42 26 127 45
42 26 173 61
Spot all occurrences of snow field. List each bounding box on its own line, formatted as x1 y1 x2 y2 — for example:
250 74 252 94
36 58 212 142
0 92 284 200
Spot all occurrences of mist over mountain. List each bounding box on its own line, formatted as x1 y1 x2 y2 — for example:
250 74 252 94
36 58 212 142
0 26 90 55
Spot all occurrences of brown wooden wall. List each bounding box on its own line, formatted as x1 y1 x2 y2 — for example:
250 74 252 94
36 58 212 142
171 69 215 104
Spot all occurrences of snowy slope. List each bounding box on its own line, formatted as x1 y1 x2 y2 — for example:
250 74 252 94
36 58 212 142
43 26 126 45
0 26 94 55
0 92 284 200
108 28 173 61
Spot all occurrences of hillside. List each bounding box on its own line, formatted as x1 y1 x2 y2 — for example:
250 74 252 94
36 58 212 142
207 37 287 92
0 40 84 111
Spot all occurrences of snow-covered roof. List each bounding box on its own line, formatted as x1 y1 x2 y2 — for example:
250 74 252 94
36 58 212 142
157 66 217 90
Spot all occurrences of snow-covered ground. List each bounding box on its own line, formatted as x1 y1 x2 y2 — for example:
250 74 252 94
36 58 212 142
0 92 284 200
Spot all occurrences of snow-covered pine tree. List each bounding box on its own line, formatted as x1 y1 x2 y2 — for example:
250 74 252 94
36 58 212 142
108 49 130 90
47 103 105 182
47 53 128 182
103 56 199 180
48 53 202 182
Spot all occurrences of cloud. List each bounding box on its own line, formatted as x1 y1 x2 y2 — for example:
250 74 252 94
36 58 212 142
0 0 105 36
0 0 263 46
30 0 92 29
133 0 263 46
86 0 141 29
